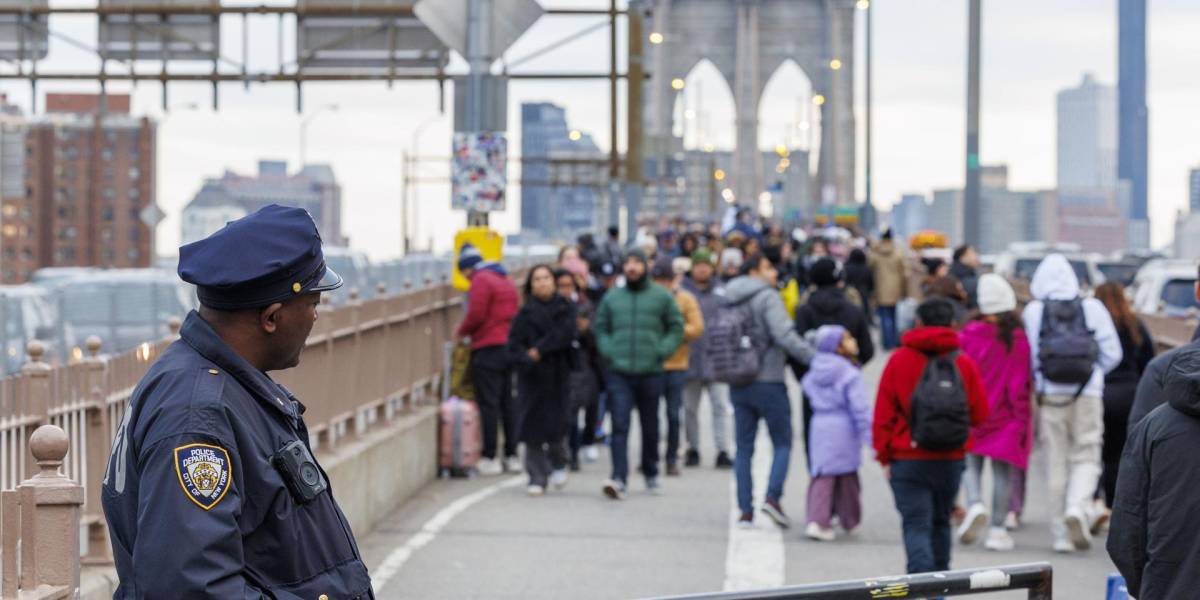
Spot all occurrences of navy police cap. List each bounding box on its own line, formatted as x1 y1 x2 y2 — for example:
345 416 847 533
178 204 343 310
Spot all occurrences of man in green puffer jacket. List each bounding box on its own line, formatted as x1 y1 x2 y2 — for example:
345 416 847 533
594 248 684 499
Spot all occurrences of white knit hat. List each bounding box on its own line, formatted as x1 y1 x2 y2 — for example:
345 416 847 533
976 273 1016 315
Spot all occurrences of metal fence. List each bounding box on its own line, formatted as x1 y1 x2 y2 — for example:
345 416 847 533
0 275 468 584
652 563 1053 600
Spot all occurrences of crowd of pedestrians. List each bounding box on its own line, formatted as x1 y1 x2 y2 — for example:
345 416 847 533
451 208 1200 598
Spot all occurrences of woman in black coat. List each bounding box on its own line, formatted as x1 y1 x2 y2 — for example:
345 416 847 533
508 264 579 496
843 248 874 323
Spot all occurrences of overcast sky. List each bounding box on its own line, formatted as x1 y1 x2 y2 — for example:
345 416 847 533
1 0 1197 260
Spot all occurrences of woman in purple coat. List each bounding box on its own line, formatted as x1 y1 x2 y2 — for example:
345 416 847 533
955 274 1033 552
800 325 872 542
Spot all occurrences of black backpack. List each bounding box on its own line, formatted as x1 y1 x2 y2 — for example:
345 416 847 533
1037 299 1099 388
908 352 970 452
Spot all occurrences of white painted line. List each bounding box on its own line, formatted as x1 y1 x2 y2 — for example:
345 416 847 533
722 425 786 592
372 475 524 591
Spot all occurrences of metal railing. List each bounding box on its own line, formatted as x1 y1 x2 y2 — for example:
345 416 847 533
652 563 1053 600
0 274 472 579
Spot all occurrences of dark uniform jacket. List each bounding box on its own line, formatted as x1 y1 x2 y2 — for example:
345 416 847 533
1109 343 1200 600
101 311 373 599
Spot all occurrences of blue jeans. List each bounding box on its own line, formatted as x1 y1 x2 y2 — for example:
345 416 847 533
888 459 965 574
663 370 687 465
878 306 899 350
731 382 793 515
607 372 665 484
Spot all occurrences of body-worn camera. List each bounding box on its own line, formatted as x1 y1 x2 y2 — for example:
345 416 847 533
271 440 327 504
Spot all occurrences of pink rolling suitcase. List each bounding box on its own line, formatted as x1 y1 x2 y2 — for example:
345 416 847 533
438 342 482 478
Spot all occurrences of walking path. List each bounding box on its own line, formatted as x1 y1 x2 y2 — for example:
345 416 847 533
361 356 1119 599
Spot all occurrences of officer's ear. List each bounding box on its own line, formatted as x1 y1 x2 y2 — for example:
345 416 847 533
259 302 286 334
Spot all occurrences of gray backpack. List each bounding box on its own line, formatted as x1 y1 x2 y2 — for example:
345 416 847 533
705 292 767 386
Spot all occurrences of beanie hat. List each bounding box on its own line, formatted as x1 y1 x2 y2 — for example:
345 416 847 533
977 273 1017 316
672 257 692 277
691 247 715 266
814 324 847 354
720 247 744 271
457 244 483 271
809 258 842 287
651 255 675 280
624 247 648 265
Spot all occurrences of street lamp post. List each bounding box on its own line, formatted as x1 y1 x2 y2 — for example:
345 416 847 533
403 115 443 254
299 103 339 168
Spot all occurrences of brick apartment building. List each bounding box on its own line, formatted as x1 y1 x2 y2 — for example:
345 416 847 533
0 93 157 283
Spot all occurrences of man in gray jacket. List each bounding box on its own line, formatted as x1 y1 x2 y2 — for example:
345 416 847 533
724 252 815 530
681 248 733 469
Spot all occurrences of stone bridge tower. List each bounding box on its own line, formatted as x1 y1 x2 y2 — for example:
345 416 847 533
644 0 857 217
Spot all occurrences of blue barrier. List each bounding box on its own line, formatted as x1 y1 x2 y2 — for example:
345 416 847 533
1106 574 1129 600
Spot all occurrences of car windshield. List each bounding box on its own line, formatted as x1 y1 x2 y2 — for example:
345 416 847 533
1162 278 1199 314
1014 258 1091 287
1098 263 1139 288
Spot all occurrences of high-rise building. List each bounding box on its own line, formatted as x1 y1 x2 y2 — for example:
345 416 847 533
888 194 929 243
181 160 345 247
1189 166 1200 213
0 93 157 283
1057 74 1117 193
1119 0 1149 249
928 189 964 247
519 102 603 240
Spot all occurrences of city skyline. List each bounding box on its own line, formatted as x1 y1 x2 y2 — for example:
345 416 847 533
0 0 1194 259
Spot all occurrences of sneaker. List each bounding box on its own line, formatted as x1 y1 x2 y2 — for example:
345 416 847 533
583 445 600 463
737 513 755 529
983 527 1015 552
1052 520 1075 553
684 449 701 467
646 477 662 495
526 485 545 497
1064 508 1093 551
476 458 503 477
805 522 836 542
504 456 524 473
549 469 569 490
761 499 792 529
956 503 989 545
666 463 681 477
1004 512 1020 531
1090 508 1111 535
602 479 626 500
715 451 734 469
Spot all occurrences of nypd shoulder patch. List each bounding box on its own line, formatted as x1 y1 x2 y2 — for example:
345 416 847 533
174 443 232 510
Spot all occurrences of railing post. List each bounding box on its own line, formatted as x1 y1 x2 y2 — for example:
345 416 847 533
21 341 52 479
81 336 112 565
318 294 336 449
348 288 367 437
421 276 434 406
401 280 414 412
18 424 84 596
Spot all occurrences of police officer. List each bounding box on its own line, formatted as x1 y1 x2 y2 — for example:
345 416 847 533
102 204 374 599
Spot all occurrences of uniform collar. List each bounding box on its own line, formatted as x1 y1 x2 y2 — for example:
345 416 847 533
179 310 299 421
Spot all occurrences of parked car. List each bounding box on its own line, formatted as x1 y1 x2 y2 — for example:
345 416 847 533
1097 261 1141 288
323 247 373 304
1132 259 1198 317
44 269 196 355
0 285 72 375
993 244 1105 290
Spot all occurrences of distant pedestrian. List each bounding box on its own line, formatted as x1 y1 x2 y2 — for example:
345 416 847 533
724 253 815 529
508 265 578 496
1023 254 1122 553
843 248 875 322
801 325 871 542
868 230 909 350
652 255 705 476
456 244 522 476
955 275 1033 552
720 247 744 283
602 225 624 267
557 270 603 470
1093 282 1155 526
795 258 875 367
1108 344 1200 600
681 249 735 469
923 276 969 328
874 298 989 575
593 249 684 500
949 244 981 311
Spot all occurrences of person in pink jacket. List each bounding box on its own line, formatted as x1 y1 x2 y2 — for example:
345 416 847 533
955 274 1033 552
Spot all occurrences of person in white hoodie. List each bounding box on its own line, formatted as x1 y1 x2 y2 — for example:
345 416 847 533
1022 254 1122 553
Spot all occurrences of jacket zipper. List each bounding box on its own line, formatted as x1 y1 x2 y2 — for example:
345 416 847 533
630 289 638 370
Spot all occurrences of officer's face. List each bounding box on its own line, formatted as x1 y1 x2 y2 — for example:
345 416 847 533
262 293 321 370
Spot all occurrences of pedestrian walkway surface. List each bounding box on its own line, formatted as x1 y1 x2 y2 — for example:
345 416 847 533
361 356 1119 599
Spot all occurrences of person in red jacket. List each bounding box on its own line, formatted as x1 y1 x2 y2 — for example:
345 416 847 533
873 297 988 575
455 244 521 476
